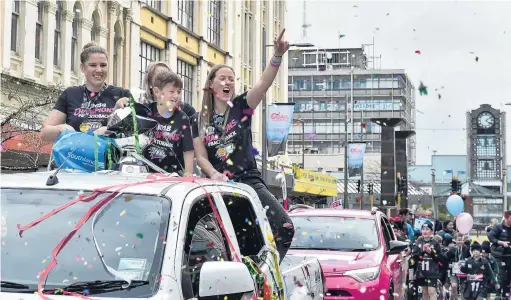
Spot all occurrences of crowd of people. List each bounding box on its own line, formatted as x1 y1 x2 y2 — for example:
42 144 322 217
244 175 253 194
40 30 294 261
390 208 511 300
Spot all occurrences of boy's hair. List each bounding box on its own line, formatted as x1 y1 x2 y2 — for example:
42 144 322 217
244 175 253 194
152 69 183 90
454 232 464 239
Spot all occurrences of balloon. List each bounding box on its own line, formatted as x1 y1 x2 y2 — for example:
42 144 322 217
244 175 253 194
456 213 474 234
446 194 464 216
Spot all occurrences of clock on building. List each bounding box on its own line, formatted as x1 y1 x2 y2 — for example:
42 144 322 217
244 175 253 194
477 112 495 128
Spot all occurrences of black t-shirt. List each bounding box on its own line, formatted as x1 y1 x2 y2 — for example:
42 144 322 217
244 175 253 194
181 102 199 139
53 85 132 133
413 238 442 279
202 92 257 180
142 103 194 174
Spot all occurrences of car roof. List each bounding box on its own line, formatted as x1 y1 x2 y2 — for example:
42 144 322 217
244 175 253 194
289 208 379 220
0 171 219 196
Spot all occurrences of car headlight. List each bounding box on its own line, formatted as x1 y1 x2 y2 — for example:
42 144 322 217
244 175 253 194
344 266 380 282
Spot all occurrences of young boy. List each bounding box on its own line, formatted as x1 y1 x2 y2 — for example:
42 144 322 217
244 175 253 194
142 69 194 176
481 241 500 300
412 221 444 300
460 242 499 300
445 232 469 300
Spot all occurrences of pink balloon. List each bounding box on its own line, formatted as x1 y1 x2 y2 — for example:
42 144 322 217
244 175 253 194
456 212 474 234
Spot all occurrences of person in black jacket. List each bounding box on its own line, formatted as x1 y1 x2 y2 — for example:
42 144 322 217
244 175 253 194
487 211 511 296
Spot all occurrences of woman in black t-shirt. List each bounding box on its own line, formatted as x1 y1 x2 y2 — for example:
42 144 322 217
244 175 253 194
194 29 293 261
142 70 194 176
41 42 132 142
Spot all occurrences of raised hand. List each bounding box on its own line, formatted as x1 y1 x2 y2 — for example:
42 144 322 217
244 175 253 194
274 29 290 56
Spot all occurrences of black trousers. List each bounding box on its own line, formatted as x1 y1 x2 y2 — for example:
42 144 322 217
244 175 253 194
237 175 295 262
494 256 511 296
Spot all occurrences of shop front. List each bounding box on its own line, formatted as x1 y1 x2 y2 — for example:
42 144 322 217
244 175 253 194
290 169 338 206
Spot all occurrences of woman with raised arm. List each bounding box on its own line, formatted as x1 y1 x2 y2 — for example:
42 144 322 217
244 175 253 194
41 42 132 142
195 29 294 260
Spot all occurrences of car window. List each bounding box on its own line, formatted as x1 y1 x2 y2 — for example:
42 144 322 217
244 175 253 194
380 217 392 248
181 197 231 298
291 216 380 251
221 194 265 256
1 188 169 297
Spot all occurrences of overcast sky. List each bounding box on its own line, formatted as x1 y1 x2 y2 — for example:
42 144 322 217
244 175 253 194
286 0 511 165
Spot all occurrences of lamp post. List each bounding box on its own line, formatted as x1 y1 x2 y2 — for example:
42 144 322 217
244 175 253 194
261 42 314 181
297 119 305 167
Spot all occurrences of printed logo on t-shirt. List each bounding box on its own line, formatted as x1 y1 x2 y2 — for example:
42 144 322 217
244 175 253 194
148 146 166 160
73 102 114 120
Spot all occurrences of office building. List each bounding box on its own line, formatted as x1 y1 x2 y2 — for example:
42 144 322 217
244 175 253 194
287 47 417 172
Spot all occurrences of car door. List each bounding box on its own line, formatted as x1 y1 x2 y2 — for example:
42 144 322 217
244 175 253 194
380 216 403 297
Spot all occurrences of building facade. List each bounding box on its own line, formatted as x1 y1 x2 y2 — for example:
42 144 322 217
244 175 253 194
1 0 138 171
1 0 138 89
136 0 288 149
286 47 417 172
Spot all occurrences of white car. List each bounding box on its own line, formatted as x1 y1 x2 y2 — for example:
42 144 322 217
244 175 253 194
0 170 325 300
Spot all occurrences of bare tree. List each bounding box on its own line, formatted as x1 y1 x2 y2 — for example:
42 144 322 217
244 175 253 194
1 73 63 144
1 73 63 171
363 159 381 180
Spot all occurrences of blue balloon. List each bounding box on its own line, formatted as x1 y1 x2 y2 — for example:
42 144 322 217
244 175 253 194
52 130 115 173
446 194 464 216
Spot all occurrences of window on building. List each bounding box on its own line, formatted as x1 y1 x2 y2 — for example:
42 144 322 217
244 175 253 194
91 11 100 42
177 59 193 105
35 1 43 60
240 2 254 92
476 159 497 179
113 24 120 86
142 0 162 11
71 5 79 72
11 0 20 53
54 0 63 67
177 0 194 31
207 0 221 47
476 136 497 156
139 41 161 88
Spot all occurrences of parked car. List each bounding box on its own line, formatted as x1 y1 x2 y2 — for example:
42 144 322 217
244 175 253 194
288 208 409 300
0 171 325 300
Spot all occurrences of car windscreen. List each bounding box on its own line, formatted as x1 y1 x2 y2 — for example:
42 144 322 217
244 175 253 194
1 188 170 297
290 216 380 251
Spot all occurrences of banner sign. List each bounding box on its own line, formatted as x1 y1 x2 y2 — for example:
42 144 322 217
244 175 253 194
347 142 367 178
266 104 295 157
293 168 338 197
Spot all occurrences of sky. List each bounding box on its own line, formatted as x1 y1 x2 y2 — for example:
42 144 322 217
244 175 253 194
285 0 511 165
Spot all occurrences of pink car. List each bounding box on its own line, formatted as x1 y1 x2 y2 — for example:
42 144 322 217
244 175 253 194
288 208 409 300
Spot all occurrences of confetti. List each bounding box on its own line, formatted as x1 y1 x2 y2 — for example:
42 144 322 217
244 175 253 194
136 233 144 239
250 147 259 155
475 56 479 62
119 210 126 216
415 50 421 55
227 101 233 108
418 81 428 96
124 195 133 202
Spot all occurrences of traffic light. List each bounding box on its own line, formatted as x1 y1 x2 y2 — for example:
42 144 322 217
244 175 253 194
356 180 361 192
399 177 408 193
451 178 459 193
368 183 374 194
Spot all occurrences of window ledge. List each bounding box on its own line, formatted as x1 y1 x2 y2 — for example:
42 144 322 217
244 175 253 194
141 5 169 21
176 23 201 40
10 52 22 62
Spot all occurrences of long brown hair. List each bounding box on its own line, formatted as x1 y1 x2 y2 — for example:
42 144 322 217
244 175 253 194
142 61 171 103
199 64 235 137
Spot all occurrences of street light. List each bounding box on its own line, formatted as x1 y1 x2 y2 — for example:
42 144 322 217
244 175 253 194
260 41 315 181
